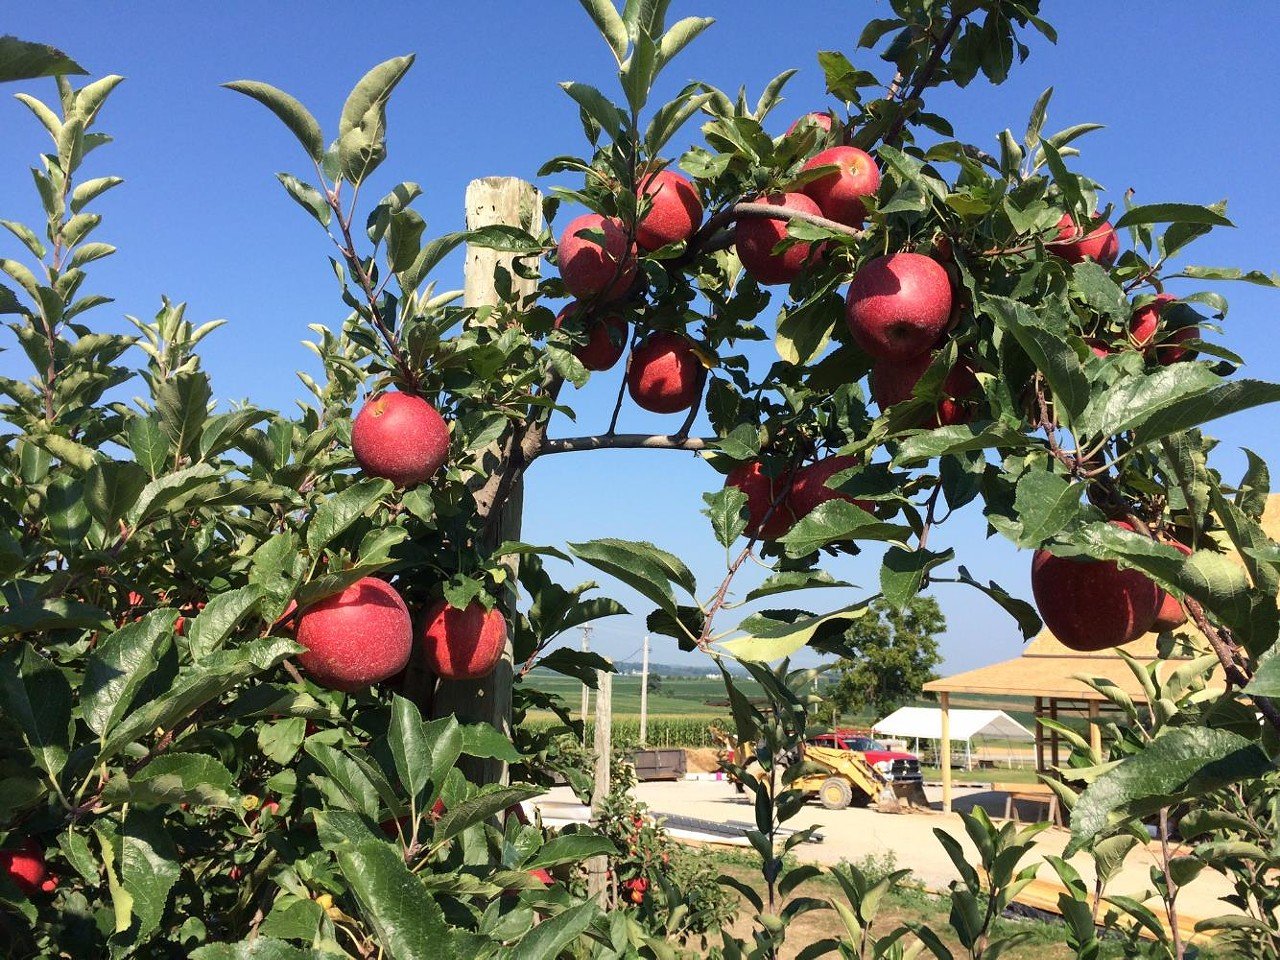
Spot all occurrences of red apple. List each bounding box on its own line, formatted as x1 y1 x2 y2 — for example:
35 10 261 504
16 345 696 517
725 461 796 541
0 841 47 896
1086 339 1111 359
421 600 507 681
1047 212 1119 266
555 303 628 371
846 254 953 362
529 868 553 885
788 455 873 518
1030 520 1162 652
295 578 413 691
800 146 880 228
735 193 823 286
557 213 636 300
626 332 702 414
1152 541 1194 631
636 170 702 252
1156 324 1198 365
785 111 835 137
352 391 450 488
870 352 979 426
1130 293 1176 350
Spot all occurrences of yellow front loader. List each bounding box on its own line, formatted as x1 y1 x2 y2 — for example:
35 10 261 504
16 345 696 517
791 745 930 812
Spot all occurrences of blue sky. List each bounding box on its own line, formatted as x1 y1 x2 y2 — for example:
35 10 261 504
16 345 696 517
3 2 1279 675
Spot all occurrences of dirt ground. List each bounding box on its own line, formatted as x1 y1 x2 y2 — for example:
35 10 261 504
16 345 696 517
683 747 721 773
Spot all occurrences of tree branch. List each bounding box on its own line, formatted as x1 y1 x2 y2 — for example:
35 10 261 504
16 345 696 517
540 433 713 456
880 14 964 148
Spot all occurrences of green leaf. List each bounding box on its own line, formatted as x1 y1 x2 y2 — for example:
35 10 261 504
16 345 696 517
656 17 714 73
276 173 332 226
47 473 91 545
526 834 615 868
464 224 547 254
128 463 221 527
224 80 325 161
893 422 1028 466
335 841 453 960
703 487 748 548
745 570 851 603
155 371 212 460
0 597 110 637
121 810 181 940
0 36 86 82
954 566 1042 640
568 538 694 616
1114 203 1233 229
187 586 264 661
1075 364 1221 440
721 603 868 662
0 644 71 776
460 722 522 762
337 55 415 185
387 695 434 801
778 500 912 558
191 938 323 960
1132 379 1280 446
306 479 392 554
83 610 177 739
985 296 1090 423
880 547 953 610
1013 470 1084 546
127 415 169 478
577 0 629 62
98 637 300 763
1072 728 1271 841
304 743 381 817
508 900 599 960
84 460 147 529
1175 265 1280 288
434 784 540 843
1244 657 1280 698
103 753 239 808
559 81 625 140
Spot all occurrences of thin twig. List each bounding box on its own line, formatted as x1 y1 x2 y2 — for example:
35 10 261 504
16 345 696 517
540 433 712 455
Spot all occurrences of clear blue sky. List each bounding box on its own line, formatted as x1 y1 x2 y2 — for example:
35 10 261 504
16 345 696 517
3 3 1279 675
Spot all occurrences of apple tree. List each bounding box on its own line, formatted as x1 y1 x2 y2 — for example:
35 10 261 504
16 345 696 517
2 2 1280 958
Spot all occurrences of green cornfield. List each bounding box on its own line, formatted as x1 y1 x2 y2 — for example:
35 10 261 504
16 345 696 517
522 715 727 748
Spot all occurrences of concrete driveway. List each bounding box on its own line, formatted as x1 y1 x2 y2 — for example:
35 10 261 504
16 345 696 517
533 779 1239 924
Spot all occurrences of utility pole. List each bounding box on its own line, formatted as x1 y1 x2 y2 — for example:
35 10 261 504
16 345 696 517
579 626 592 736
638 633 650 747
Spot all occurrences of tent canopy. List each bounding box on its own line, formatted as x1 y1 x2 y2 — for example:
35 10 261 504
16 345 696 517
872 707 1033 743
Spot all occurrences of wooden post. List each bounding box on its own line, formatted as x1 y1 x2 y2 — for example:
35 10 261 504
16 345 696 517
579 627 592 736
429 177 542 785
1049 698 1060 770
1088 699 1102 758
638 633 650 747
1033 697 1045 773
940 692 952 814
586 669 613 903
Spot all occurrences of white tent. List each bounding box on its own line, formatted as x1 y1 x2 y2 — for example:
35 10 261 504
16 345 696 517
872 707 1034 770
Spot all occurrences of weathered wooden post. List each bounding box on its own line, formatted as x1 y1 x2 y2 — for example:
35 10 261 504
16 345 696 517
428 177 541 785
586 668 612 903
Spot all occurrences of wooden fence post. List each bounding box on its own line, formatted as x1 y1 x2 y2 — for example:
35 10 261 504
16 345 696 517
427 177 541 785
586 669 612 904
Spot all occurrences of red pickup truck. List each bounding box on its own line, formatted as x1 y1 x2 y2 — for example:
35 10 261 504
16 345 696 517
808 732 923 784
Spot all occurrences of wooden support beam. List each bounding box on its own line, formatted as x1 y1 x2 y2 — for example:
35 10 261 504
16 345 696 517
587 669 612 904
940 691 952 814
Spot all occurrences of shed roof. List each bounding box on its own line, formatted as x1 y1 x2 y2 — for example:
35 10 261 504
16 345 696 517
924 496 1280 703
